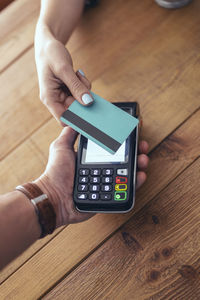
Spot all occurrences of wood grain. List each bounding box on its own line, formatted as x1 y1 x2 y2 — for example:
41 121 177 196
1 0 162 72
0 0 200 298
43 158 200 300
0 0 40 72
0 109 199 298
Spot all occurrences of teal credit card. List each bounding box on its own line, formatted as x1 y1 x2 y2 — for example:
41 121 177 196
60 92 139 154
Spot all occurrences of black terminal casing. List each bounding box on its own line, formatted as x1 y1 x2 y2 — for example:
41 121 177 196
73 102 140 213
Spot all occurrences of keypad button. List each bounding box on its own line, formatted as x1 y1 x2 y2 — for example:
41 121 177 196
102 177 113 184
79 169 89 176
89 193 99 200
79 177 89 183
115 184 127 191
117 169 128 176
102 169 113 176
91 169 101 176
89 185 100 192
101 185 112 192
78 184 88 192
100 193 112 200
77 193 87 200
114 191 127 201
116 176 127 184
90 177 100 184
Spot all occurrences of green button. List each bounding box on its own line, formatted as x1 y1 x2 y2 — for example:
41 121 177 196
114 191 127 201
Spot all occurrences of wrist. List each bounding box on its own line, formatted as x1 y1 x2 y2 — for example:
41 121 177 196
35 21 55 57
35 19 70 47
34 175 63 228
16 182 57 238
14 190 41 239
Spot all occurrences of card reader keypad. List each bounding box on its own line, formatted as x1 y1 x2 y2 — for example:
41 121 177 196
77 168 128 202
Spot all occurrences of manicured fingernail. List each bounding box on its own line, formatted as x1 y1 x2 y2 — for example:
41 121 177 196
78 69 85 77
82 93 93 105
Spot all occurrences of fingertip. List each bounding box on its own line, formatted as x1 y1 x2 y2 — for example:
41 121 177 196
59 126 69 136
136 171 147 190
137 154 149 170
139 140 149 154
81 93 94 106
77 69 85 77
58 126 78 145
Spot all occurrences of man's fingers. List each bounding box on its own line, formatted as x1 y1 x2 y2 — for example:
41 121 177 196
57 127 78 149
59 66 94 106
137 154 149 171
138 140 149 154
136 171 147 190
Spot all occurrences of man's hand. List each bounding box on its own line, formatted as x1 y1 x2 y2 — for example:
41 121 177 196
35 127 149 227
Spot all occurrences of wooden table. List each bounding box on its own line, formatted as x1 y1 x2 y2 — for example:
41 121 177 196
0 0 200 299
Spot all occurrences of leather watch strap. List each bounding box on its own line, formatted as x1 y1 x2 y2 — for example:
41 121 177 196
16 183 56 238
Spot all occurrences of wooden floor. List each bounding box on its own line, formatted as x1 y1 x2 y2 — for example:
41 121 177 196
0 0 200 299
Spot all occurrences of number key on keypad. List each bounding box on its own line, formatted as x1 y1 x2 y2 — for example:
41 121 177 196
102 177 113 184
90 177 100 183
79 177 89 183
91 169 101 176
78 184 88 192
101 185 112 192
102 169 113 175
89 185 100 192
89 193 99 200
79 169 89 176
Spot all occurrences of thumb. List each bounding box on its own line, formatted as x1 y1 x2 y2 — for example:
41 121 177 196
59 66 94 106
57 127 78 149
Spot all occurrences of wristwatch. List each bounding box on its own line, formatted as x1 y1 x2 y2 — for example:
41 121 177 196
16 182 56 238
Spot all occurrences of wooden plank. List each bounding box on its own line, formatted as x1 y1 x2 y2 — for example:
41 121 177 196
0 118 59 193
0 109 199 298
0 0 40 72
1 0 158 72
43 159 200 300
0 48 51 161
73 0 200 82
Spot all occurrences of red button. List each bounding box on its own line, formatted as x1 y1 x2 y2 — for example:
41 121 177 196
116 176 127 184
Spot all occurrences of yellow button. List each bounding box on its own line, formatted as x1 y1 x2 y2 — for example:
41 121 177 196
115 184 127 191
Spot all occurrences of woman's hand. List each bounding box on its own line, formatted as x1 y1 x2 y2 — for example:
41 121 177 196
35 127 149 228
35 36 93 124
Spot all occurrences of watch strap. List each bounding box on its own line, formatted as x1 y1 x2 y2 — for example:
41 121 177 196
16 183 56 238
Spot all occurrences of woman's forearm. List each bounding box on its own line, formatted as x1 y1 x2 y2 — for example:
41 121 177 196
36 0 85 45
0 191 41 270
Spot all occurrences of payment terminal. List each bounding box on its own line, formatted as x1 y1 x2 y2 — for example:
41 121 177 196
73 102 140 213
